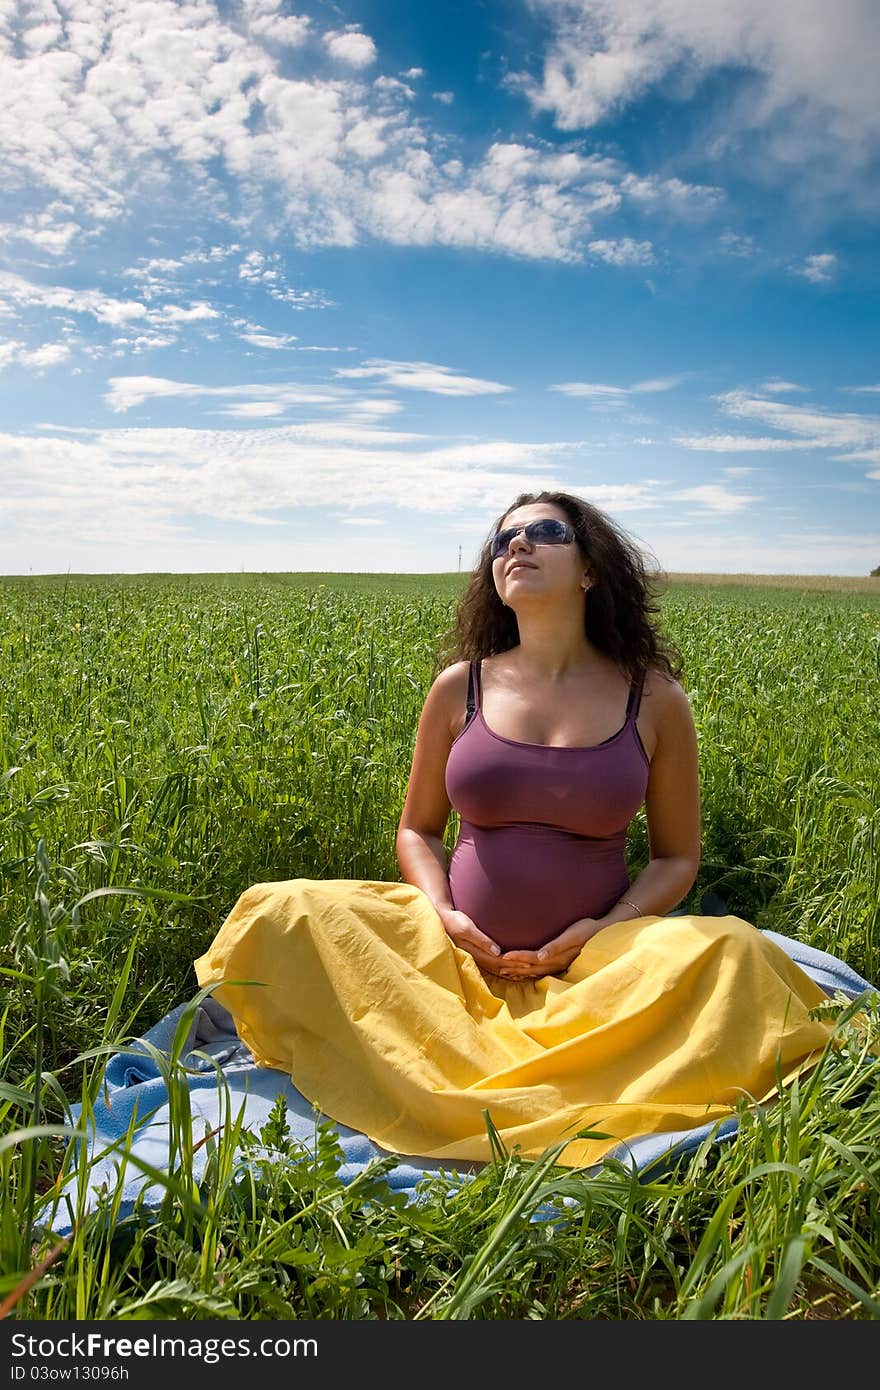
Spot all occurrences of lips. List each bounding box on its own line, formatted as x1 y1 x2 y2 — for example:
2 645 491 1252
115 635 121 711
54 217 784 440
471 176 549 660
506 560 537 576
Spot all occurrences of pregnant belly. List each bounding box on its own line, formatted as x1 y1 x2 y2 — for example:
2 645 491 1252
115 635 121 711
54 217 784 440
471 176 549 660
448 822 631 952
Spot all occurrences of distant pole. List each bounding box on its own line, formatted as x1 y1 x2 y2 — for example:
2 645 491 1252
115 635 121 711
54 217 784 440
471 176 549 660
458 544 462 573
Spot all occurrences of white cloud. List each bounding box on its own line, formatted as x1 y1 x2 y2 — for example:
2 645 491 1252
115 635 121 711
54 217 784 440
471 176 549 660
220 402 289 419
25 341 71 368
237 251 332 308
619 174 722 214
0 424 597 553
760 379 806 393
673 484 760 513
0 339 71 370
0 270 230 364
568 483 661 511
0 272 147 326
154 302 220 324
105 373 409 423
323 28 377 69
0 3 733 266
125 257 185 282
104 376 341 414
374 76 414 100
651 529 879 576
791 253 838 284
111 333 175 354
587 237 655 266
720 232 758 258
674 434 805 453
0 200 82 256
239 330 299 350
631 375 686 393
518 0 880 189
552 375 684 398
552 382 627 399
334 359 512 397
674 390 880 475
243 1 310 48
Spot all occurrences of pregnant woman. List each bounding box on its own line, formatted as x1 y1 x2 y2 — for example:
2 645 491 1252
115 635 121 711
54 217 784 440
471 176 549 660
195 490 833 1168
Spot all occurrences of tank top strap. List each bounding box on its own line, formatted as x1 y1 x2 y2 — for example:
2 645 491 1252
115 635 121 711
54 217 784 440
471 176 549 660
465 658 483 723
625 667 646 722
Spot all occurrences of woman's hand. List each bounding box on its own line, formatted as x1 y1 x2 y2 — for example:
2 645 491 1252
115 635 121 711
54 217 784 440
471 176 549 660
438 907 508 976
494 918 603 980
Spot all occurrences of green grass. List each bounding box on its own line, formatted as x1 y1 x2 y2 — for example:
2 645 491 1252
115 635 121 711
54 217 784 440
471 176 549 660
1 571 879 1320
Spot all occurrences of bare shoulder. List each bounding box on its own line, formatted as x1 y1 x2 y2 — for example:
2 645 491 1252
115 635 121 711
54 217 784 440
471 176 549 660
424 660 471 736
641 668 697 747
642 667 693 712
431 659 470 699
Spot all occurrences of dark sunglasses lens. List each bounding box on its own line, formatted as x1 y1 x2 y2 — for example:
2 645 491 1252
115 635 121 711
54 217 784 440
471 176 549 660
490 527 515 558
491 518 572 557
531 519 566 544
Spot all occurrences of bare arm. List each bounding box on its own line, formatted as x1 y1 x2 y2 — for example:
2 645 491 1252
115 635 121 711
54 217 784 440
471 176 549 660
397 661 500 967
603 673 702 922
396 663 503 965
395 664 462 914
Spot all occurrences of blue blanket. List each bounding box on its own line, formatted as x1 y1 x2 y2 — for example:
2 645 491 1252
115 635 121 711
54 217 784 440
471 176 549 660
50 930 874 1237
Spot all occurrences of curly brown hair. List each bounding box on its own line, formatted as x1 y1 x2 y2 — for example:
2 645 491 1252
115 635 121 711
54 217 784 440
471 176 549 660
435 490 682 681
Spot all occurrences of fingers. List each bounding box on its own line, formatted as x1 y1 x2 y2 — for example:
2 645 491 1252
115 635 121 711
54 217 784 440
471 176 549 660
498 960 575 980
534 920 595 964
442 912 503 960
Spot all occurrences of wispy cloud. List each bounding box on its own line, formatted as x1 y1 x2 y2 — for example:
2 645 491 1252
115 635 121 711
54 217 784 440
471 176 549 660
0 272 148 327
674 389 880 470
673 483 760 513
0 340 72 371
517 0 880 203
720 232 759 258
791 253 838 284
587 238 655 266
0 1 727 266
674 434 805 453
105 376 354 415
0 424 592 548
551 375 686 400
0 269 226 366
334 360 512 396
237 327 299 350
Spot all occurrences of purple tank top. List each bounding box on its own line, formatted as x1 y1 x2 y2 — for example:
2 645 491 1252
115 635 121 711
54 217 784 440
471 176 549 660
445 660 650 951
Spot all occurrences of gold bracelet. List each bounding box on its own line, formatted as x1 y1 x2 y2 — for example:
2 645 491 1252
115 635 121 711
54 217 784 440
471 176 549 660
619 896 643 917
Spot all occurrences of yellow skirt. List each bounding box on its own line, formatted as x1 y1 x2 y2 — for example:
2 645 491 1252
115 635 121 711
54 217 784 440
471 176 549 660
193 879 833 1169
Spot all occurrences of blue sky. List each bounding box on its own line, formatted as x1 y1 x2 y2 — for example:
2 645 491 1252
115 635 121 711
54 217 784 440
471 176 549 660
1 0 879 576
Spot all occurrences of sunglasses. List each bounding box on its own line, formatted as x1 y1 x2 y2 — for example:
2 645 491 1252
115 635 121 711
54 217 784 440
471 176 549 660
489 517 577 560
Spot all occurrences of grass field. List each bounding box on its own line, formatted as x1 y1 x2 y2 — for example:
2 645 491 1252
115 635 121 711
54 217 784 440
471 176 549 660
2 571 879 1320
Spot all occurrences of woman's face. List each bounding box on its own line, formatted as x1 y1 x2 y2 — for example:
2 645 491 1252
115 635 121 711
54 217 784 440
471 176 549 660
490 502 590 607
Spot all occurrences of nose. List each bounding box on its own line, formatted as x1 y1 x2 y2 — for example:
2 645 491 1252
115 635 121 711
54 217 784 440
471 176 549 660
508 526 532 554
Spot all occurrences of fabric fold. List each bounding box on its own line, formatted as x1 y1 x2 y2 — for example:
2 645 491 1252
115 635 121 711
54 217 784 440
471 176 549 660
194 878 837 1169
